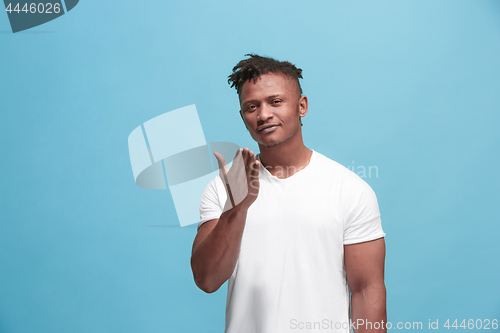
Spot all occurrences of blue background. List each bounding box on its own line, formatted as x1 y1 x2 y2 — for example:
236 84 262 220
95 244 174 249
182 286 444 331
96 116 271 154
1 0 499 332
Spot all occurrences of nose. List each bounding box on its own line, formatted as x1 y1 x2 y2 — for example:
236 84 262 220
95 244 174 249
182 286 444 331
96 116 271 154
257 103 273 123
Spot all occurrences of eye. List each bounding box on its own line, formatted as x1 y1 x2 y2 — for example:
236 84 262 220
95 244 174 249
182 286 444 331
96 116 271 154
246 104 257 112
272 100 282 105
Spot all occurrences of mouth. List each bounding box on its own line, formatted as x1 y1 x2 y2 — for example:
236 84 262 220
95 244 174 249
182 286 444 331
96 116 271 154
258 124 279 133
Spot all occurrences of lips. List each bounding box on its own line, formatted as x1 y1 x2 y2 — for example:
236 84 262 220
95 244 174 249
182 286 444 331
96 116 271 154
257 124 279 132
260 125 279 134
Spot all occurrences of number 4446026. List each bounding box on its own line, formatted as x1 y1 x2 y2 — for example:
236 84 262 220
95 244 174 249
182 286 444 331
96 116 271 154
444 319 498 330
5 3 62 14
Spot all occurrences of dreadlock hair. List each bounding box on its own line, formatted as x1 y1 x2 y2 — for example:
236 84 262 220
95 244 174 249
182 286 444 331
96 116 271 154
228 54 303 97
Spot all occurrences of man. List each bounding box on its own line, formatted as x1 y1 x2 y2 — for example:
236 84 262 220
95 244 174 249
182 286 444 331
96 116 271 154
191 54 386 333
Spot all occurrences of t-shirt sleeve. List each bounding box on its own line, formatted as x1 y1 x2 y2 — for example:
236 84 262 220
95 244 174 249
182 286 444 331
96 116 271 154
343 178 385 245
198 176 224 232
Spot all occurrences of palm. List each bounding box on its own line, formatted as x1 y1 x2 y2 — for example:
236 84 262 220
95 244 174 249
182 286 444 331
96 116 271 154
213 148 260 212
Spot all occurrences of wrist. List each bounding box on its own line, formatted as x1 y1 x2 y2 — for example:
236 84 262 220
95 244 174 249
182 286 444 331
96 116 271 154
233 202 249 216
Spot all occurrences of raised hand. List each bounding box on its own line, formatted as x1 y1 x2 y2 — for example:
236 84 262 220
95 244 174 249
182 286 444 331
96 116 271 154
213 147 260 212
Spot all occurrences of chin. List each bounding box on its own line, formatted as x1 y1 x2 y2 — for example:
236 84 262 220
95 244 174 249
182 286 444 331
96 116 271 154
264 142 282 148
252 132 279 147
260 138 284 148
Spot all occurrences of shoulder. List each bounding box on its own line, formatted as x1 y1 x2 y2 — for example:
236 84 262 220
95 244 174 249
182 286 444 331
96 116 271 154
313 150 373 192
202 175 225 198
311 151 383 229
199 175 227 225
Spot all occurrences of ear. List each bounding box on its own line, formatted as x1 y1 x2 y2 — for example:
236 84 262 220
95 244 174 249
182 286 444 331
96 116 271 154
298 95 308 117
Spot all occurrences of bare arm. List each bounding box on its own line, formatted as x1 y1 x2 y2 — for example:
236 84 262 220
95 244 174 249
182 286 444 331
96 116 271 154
345 238 387 333
191 205 247 293
191 148 260 293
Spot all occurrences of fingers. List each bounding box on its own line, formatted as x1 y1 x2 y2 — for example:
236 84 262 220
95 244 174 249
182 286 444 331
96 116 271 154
241 147 250 167
231 147 260 209
231 148 244 170
233 147 242 159
249 156 260 188
251 159 260 176
244 149 259 196
223 147 258 175
235 147 259 185
214 151 235 208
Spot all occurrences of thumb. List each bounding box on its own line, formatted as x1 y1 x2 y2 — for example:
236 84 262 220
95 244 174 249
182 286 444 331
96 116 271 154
213 151 229 176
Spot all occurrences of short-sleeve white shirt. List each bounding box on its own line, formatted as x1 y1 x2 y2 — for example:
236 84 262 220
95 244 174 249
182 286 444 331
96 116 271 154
198 150 385 333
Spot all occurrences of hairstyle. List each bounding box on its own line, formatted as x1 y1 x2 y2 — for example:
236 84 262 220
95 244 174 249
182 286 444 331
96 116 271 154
228 54 303 96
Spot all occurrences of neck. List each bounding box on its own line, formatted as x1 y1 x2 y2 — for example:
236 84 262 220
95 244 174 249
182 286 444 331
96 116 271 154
258 129 312 179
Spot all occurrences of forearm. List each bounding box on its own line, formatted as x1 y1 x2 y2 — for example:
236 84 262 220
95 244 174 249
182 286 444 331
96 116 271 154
191 205 248 293
351 284 387 333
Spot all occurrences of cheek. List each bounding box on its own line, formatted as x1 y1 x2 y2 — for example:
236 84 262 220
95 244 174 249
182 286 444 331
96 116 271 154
244 114 256 127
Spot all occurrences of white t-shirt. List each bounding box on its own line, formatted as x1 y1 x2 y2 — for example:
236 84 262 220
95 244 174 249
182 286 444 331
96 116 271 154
198 150 385 333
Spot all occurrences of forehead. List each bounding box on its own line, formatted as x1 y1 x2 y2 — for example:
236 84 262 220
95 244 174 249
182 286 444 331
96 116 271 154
239 73 298 102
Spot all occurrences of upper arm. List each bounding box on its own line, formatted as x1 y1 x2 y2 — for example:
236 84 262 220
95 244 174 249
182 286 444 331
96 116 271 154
344 237 386 293
194 176 224 253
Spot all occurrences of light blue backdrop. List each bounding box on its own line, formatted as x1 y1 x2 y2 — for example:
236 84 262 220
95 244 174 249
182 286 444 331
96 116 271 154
1 0 499 332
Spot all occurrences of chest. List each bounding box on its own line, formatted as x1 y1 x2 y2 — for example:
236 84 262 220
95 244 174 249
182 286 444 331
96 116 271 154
244 177 345 246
